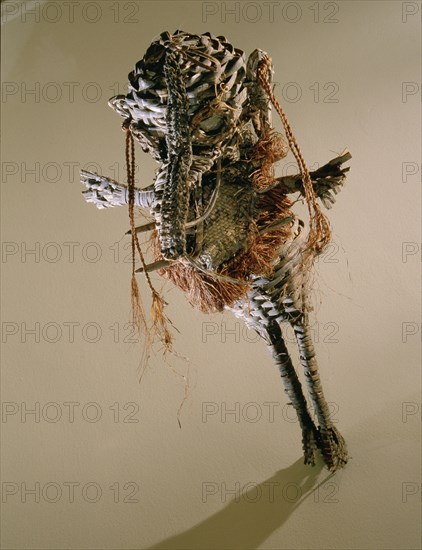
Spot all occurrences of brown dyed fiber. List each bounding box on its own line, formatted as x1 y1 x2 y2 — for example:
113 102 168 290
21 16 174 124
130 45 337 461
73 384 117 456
154 186 294 314
250 130 289 191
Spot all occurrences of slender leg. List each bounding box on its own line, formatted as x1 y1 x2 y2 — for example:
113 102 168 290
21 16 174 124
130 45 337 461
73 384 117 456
292 317 348 470
265 319 319 465
231 290 320 466
259 217 348 470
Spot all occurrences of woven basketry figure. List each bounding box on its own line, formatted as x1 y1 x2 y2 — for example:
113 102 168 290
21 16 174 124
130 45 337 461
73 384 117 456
81 30 351 470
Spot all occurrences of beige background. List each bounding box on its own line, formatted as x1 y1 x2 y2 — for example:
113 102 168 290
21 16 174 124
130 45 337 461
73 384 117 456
1 1 421 549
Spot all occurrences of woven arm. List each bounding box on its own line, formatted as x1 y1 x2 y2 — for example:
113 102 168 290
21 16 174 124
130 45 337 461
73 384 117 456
80 170 154 209
272 151 351 208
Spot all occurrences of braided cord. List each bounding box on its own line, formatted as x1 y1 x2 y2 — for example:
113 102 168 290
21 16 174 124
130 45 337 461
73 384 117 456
256 56 331 256
126 129 156 294
126 128 172 351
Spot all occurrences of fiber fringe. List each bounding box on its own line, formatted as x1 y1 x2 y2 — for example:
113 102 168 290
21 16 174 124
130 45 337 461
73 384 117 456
152 131 295 312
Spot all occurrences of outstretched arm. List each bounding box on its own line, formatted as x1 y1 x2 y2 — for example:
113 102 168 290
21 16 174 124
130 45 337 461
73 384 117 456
271 150 352 208
80 170 154 209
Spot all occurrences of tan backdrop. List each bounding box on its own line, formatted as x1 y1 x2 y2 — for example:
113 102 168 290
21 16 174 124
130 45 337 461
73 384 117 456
1 1 421 549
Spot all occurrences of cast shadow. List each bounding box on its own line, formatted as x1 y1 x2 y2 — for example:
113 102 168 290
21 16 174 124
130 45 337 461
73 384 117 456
146 457 327 550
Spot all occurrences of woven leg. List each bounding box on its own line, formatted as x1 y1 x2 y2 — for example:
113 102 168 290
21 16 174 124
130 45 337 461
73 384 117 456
292 319 348 471
231 290 319 466
266 319 319 465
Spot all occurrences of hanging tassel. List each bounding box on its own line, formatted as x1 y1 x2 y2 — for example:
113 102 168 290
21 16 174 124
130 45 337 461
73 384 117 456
151 289 173 352
125 126 173 353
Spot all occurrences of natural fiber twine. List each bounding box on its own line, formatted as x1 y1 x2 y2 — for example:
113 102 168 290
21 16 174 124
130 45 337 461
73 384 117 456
126 128 174 353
